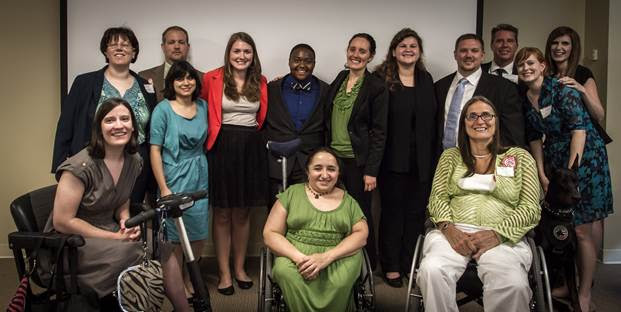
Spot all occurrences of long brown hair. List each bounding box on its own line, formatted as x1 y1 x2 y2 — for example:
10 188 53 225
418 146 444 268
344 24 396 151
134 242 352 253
375 28 426 91
223 32 262 102
457 96 505 177
545 26 581 78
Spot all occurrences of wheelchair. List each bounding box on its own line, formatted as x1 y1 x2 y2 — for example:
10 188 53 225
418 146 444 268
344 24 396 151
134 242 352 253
258 247 375 311
405 230 553 312
8 185 97 308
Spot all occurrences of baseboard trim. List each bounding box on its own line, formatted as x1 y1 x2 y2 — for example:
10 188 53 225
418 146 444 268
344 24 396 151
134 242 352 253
603 248 621 263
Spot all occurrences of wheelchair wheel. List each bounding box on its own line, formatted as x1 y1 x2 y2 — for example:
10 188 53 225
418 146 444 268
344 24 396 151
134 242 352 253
258 247 287 312
405 235 424 312
527 237 553 312
259 247 267 311
354 249 375 311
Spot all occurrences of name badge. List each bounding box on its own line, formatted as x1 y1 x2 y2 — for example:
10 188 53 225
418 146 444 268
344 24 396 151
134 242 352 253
540 106 552 119
144 83 155 94
497 166 514 177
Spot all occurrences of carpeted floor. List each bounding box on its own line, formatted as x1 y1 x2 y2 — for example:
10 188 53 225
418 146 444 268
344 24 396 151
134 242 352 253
1 257 619 311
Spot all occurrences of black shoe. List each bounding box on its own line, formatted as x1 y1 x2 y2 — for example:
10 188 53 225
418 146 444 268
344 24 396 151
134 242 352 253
235 278 254 289
383 275 403 288
217 285 235 296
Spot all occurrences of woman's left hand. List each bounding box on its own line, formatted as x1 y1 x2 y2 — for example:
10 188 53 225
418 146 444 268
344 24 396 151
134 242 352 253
297 253 333 280
363 175 377 192
558 76 586 94
470 230 501 261
119 218 142 241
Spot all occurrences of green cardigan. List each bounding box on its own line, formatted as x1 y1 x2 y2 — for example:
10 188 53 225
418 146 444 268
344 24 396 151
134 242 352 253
428 147 542 243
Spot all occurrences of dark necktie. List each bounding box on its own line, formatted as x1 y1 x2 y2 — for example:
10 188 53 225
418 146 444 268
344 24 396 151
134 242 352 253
494 68 506 78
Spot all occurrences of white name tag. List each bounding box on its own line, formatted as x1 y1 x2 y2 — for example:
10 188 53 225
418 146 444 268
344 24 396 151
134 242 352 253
497 166 515 177
540 106 552 119
144 83 155 94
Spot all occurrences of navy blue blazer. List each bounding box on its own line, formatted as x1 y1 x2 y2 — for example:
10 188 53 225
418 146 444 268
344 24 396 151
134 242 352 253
52 66 157 172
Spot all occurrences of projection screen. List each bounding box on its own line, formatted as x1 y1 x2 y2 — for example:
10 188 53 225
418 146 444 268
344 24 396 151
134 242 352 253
66 0 480 89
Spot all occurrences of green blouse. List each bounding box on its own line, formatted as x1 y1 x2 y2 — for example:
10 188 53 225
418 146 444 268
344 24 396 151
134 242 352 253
97 78 150 144
428 147 542 243
330 74 365 158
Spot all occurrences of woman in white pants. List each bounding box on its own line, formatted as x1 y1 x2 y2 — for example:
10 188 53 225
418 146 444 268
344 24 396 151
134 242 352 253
416 96 541 311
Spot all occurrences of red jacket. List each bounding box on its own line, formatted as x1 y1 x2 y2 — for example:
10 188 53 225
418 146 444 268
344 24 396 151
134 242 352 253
201 67 268 150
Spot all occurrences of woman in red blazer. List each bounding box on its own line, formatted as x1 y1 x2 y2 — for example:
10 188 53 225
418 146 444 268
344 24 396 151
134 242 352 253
200 32 267 295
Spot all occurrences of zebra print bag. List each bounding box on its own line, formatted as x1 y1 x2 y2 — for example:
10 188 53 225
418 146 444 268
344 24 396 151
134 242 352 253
116 259 165 312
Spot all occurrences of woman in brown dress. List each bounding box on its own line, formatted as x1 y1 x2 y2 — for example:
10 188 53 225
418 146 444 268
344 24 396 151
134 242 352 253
46 98 143 303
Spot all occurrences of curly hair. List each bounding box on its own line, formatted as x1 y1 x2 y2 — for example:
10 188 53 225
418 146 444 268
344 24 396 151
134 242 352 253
223 32 262 102
375 28 426 91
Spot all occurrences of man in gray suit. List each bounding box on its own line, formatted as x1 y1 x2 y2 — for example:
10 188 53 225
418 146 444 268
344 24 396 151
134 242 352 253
139 26 202 102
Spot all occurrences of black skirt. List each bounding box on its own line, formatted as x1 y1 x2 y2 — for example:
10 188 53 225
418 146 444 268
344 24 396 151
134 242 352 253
208 124 268 208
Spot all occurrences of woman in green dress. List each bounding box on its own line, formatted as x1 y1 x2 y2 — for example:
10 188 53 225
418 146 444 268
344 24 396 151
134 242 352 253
263 147 369 311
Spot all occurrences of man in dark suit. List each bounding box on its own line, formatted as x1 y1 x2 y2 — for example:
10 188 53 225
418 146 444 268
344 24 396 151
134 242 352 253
481 24 519 84
139 26 203 102
264 44 329 207
435 33 525 150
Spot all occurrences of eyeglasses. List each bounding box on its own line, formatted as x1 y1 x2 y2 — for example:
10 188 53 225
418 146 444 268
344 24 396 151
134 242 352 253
465 112 495 122
107 42 132 50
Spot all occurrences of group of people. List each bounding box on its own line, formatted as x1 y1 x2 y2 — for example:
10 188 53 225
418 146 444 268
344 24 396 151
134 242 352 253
45 22 611 312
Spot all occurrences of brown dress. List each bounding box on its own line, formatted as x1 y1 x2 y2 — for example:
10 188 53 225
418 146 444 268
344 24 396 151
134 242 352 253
44 148 143 297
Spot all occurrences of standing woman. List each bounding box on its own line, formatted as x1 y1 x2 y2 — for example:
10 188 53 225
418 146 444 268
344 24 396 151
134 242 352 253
52 27 157 207
374 28 438 287
201 32 268 295
326 33 389 270
545 26 606 126
150 61 209 311
516 47 612 312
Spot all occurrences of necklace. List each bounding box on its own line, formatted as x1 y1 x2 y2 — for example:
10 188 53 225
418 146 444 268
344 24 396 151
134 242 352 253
473 153 492 159
306 183 329 199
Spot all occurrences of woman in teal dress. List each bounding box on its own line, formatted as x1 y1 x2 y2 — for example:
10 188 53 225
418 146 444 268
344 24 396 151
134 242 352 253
263 147 369 311
150 61 208 312
516 47 612 311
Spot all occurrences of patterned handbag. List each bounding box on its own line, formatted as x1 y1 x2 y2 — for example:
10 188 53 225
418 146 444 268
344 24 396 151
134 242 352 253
116 241 165 312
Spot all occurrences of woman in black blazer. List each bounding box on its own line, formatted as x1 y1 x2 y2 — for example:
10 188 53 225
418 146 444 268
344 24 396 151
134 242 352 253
325 33 389 270
52 27 157 207
374 28 439 287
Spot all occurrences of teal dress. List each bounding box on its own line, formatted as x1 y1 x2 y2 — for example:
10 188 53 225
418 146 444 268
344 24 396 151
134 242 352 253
272 184 365 312
150 99 209 241
524 77 613 224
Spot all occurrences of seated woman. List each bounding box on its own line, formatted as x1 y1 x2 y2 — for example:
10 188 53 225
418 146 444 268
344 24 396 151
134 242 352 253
45 98 143 301
416 96 541 311
263 147 368 311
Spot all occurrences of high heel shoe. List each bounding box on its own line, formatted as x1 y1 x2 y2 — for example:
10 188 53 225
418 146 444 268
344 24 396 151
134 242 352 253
235 278 254 289
217 285 235 296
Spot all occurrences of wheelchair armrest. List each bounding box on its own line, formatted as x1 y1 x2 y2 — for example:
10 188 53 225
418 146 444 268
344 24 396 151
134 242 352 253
8 231 85 249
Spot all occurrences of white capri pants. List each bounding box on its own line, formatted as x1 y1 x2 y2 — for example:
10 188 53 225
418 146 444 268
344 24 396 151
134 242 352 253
416 227 532 312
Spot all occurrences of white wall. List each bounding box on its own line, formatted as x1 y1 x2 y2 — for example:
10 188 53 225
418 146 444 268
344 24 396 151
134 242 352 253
68 0 478 85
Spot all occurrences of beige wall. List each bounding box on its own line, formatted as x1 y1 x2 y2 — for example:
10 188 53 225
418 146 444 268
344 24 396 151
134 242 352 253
0 0 59 256
604 0 621 263
482 0 585 61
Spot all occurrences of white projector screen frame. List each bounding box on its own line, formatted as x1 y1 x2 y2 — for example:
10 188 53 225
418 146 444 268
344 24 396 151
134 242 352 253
65 0 480 91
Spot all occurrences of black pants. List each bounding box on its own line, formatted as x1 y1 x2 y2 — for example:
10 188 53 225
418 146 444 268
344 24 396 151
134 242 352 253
268 162 307 209
340 158 377 270
378 169 429 274
130 143 156 214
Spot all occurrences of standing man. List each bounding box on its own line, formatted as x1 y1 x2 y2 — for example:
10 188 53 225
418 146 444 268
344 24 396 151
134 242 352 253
264 44 329 207
140 26 203 102
481 24 519 84
435 33 525 150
